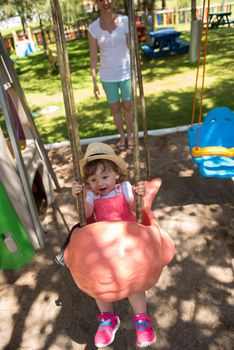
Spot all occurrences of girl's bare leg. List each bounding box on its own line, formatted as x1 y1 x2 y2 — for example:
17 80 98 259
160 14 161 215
129 291 156 347
96 299 114 313
128 291 147 314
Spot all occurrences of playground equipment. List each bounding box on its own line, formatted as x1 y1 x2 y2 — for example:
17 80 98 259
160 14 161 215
0 176 35 269
188 107 234 178
12 29 36 59
187 0 234 178
0 33 60 269
50 0 175 303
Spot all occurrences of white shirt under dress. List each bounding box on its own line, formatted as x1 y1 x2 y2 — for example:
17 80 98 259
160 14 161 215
87 15 130 82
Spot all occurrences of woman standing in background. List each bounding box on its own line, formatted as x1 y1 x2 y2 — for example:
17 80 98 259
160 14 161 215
87 0 134 150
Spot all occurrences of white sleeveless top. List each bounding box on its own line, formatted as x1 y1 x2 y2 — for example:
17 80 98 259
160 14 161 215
88 15 130 82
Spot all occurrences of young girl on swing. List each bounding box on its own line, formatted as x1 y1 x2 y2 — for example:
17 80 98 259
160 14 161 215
72 142 156 348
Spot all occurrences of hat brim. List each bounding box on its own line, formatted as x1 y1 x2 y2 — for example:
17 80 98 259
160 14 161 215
80 155 128 178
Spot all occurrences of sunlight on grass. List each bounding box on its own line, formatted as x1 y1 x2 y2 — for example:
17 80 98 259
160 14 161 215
1 25 233 144
32 98 118 143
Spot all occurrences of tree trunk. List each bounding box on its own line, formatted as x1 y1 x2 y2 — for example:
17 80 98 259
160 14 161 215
191 0 197 21
38 13 47 54
149 0 155 11
123 0 128 14
20 14 28 36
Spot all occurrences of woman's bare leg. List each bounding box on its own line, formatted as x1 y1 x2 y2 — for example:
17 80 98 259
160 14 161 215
110 102 126 147
122 100 133 147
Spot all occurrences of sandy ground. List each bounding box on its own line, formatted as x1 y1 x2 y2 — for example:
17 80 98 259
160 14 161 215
0 131 233 350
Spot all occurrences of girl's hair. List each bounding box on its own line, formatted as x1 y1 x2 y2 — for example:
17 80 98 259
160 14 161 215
83 159 126 181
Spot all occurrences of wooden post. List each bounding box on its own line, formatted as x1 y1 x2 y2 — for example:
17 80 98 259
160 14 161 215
135 37 151 180
127 0 142 223
50 0 86 227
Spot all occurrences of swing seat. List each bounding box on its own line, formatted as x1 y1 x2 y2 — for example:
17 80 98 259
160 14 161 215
64 179 175 302
188 107 234 178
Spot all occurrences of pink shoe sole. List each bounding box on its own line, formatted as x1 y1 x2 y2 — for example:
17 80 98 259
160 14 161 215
136 333 156 348
95 318 121 348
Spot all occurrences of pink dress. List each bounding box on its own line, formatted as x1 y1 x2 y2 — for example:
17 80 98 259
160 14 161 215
92 184 136 222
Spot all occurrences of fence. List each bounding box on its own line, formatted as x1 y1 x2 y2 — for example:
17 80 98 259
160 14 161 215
154 2 233 26
3 19 89 52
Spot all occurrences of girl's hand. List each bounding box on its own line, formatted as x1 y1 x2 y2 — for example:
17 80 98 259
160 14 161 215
72 181 84 198
72 181 93 218
133 181 146 197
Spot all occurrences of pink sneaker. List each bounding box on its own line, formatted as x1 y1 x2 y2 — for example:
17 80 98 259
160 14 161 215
133 313 156 348
94 312 120 348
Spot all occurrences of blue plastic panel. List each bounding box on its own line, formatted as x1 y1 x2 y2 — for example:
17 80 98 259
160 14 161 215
188 107 234 178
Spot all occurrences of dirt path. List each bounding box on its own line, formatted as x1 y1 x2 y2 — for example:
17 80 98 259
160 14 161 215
26 70 217 107
0 132 233 350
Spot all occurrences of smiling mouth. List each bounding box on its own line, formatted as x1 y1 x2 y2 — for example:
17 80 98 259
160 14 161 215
99 188 107 192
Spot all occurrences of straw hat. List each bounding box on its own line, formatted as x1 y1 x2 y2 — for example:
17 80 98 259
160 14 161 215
80 142 127 177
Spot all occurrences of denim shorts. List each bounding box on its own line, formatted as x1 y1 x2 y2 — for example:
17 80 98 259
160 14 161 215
102 79 131 104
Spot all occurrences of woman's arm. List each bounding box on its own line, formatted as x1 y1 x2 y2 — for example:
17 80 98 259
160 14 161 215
88 32 101 99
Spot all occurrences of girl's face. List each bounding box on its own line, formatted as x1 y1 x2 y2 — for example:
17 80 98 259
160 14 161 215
88 163 119 196
97 0 115 12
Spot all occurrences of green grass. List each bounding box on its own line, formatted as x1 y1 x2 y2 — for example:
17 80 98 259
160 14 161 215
0 24 233 144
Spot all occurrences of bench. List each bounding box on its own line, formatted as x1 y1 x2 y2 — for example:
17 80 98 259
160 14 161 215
211 20 229 28
208 12 233 29
140 44 155 57
175 38 190 53
141 37 189 58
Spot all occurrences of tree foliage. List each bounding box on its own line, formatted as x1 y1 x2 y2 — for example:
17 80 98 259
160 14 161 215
0 0 34 18
0 0 49 32
59 0 87 23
